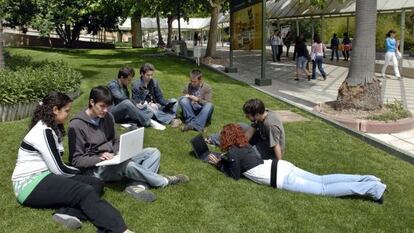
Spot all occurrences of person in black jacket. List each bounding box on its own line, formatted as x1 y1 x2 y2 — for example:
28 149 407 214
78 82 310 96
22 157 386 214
330 33 340 61
208 124 387 204
294 36 311 80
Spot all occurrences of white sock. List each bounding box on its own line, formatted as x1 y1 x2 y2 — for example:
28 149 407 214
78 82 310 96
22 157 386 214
150 119 166 130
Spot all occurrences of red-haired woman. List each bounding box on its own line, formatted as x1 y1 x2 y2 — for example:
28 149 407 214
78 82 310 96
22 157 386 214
208 124 387 204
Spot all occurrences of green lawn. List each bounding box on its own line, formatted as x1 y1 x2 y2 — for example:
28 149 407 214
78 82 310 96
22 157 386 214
1 47 413 233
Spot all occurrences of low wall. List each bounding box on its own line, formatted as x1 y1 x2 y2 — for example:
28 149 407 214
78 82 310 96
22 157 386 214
4 33 115 49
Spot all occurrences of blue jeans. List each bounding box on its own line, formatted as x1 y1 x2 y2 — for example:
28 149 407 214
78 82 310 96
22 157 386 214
179 97 214 131
278 160 386 200
94 148 168 188
150 98 178 124
110 99 153 127
271 45 278 62
312 56 326 79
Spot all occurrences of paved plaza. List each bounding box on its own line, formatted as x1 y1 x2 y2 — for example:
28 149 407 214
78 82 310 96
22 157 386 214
186 44 414 161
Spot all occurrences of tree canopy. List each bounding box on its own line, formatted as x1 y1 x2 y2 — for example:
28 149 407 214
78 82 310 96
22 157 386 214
2 0 130 47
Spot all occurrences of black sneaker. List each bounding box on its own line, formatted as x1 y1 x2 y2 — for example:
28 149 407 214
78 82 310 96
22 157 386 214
164 174 190 185
52 213 82 229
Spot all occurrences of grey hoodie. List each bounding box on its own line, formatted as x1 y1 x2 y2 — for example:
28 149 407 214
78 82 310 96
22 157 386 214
68 110 119 173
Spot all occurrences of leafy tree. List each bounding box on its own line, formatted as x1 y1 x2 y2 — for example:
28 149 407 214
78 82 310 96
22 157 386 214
3 0 128 48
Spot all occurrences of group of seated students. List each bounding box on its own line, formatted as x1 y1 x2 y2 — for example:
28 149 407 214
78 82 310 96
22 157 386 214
108 63 213 132
11 63 387 232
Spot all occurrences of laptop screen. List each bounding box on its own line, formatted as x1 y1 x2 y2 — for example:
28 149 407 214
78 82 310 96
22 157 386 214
190 134 210 158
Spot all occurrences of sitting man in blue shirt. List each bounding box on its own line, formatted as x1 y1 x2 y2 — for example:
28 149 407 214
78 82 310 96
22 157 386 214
107 66 164 130
132 63 182 128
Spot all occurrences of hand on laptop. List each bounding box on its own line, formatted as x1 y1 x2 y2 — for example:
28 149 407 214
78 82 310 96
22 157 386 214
100 152 114 161
208 154 221 166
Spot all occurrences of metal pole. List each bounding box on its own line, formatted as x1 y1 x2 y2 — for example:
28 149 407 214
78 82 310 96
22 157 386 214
255 0 271 86
321 15 324 42
400 9 405 68
346 17 350 34
311 20 314 42
296 19 299 36
178 0 181 40
261 0 266 80
221 22 224 47
225 12 237 73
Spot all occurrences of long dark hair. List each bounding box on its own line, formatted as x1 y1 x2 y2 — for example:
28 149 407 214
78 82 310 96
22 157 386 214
386 30 396 38
30 92 72 142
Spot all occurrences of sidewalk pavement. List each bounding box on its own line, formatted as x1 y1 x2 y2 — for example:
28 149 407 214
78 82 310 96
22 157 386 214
186 44 414 162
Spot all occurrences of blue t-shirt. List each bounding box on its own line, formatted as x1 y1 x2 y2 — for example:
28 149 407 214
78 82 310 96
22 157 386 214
385 37 397 53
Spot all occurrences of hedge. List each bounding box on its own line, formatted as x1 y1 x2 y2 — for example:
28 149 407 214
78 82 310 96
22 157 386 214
0 54 82 104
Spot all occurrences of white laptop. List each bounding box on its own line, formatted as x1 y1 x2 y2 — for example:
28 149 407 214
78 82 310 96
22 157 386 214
96 127 144 166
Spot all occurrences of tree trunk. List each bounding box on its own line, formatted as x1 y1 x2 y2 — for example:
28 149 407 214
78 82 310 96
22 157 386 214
336 0 381 110
205 4 220 58
131 14 143 48
0 19 5 69
167 16 174 48
156 12 165 47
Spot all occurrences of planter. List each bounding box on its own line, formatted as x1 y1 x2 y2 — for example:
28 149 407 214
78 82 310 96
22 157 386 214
0 102 38 122
0 89 80 122
314 103 414 134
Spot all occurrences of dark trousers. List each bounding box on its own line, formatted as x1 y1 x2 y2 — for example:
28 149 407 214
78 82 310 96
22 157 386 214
23 174 127 233
331 46 339 60
277 45 283 61
342 50 350 60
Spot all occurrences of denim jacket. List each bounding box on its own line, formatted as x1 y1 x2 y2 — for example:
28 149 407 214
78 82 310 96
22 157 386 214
131 78 168 106
107 79 132 106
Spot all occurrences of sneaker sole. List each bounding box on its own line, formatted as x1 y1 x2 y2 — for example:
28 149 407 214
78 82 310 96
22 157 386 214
125 189 157 202
52 214 82 229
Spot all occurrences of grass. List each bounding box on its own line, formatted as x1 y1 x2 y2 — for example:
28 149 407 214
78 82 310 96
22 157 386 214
367 100 412 122
1 47 414 233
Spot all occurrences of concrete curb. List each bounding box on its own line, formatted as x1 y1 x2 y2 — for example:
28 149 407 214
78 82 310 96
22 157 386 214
169 53 414 164
313 104 414 134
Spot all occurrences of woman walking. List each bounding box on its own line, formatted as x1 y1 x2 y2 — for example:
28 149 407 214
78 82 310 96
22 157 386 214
11 92 133 232
341 32 352 61
311 35 327 80
381 30 401 79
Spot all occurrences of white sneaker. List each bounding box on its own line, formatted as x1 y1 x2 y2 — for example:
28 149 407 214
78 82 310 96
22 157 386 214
150 119 166 130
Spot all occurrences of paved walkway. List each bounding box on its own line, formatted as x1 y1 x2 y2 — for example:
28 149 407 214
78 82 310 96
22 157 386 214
186 44 414 161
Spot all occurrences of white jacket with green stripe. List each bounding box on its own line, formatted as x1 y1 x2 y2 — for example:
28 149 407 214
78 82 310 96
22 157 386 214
12 121 80 184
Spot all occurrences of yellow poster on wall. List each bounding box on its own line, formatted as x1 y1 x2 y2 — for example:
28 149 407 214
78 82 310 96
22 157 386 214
231 2 262 50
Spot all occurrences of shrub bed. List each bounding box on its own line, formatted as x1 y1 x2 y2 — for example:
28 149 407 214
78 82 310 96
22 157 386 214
0 53 82 105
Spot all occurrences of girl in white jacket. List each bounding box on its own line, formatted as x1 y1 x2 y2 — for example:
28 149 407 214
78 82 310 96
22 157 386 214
11 92 133 232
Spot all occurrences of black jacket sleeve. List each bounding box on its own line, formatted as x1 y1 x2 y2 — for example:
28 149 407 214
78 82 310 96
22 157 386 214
217 153 241 180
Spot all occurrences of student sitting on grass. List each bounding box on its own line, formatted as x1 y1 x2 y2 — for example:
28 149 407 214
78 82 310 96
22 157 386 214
179 69 214 132
11 92 134 232
132 63 182 128
68 86 189 203
208 124 387 204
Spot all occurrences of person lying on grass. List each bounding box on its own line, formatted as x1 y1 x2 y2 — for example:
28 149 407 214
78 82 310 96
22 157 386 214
208 123 387 204
11 92 134 232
